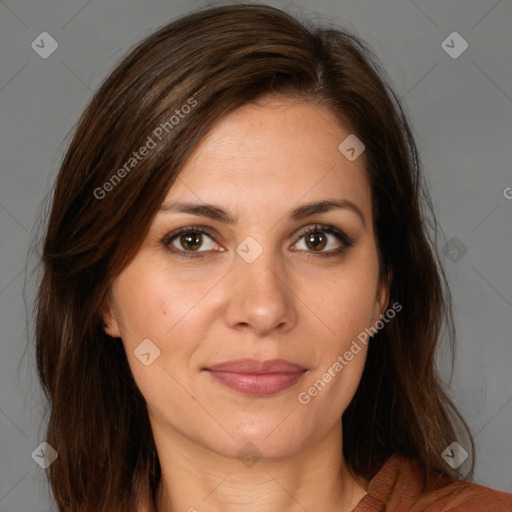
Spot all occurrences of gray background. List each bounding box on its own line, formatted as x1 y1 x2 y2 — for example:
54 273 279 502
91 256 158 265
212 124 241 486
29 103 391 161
0 0 511 510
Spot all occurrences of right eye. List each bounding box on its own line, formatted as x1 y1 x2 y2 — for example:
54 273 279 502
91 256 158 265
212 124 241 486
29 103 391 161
163 226 223 258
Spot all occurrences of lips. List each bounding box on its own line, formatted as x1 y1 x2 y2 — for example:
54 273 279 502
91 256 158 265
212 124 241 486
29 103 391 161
206 358 307 374
204 358 307 396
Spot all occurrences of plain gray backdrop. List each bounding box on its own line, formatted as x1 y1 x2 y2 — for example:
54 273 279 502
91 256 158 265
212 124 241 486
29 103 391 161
0 0 511 510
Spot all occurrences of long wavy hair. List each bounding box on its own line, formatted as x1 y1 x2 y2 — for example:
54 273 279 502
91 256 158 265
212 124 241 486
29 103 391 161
33 3 474 511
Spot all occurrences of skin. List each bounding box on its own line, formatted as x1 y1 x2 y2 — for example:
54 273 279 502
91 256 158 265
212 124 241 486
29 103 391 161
103 96 390 512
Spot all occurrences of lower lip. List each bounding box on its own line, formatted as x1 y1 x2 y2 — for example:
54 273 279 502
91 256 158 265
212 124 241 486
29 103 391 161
205 370 306 396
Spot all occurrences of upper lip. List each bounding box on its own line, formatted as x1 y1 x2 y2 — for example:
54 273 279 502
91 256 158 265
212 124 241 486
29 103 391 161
205 358 307 374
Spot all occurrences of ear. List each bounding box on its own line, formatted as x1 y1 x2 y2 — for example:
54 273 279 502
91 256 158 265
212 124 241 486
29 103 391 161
373 265 393 322
100 291 122 338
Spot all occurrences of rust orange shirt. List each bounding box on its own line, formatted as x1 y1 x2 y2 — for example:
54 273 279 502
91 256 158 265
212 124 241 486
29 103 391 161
353 455 512 511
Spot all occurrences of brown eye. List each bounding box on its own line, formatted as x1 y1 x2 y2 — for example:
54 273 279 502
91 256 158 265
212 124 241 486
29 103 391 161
292 224 354 257
165 227 218 256
304 231 327 251
179 232 203 251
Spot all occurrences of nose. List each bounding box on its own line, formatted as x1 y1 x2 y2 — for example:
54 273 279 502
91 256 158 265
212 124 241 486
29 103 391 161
224 247 298 336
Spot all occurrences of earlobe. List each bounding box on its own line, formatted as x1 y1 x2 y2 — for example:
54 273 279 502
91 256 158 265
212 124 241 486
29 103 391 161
102 316 121 338
376 265 393 319
100 294 122 338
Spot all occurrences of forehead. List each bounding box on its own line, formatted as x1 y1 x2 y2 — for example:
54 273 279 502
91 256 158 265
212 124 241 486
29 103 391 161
164 97 371 220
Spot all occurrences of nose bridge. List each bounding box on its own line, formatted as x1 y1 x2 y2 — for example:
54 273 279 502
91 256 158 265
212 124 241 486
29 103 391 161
235 236 285 299
225 234 296 332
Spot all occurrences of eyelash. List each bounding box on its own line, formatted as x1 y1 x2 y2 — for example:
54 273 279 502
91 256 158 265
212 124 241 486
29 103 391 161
162 224 354 259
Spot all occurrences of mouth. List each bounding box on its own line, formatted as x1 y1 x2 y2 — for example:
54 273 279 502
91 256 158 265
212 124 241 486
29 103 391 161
203 358 308 396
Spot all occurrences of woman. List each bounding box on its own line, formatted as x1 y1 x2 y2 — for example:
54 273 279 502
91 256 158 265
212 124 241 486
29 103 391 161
34 4 512 511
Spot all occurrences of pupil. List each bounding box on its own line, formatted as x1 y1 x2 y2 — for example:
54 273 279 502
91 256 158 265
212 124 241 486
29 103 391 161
182 233 202 250
307 231 326 251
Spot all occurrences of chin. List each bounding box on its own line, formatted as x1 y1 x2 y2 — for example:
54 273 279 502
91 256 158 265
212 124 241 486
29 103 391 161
208 423 310 462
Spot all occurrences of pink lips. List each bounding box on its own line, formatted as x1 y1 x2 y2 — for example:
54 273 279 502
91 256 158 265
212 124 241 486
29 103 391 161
204 358 307 396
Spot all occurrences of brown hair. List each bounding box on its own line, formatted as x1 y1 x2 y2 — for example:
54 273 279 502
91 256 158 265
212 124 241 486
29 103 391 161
33 3 474 511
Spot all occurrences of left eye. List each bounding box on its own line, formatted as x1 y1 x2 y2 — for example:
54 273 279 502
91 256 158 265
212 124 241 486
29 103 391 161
292 225 351 254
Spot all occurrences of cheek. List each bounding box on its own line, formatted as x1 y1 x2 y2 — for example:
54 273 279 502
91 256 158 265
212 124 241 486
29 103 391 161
111 270 204 409
307 258 380 347
295 249 379 412
112 266 198 343
111 261 221 365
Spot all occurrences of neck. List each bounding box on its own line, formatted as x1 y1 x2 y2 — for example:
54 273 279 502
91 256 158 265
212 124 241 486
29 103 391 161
152 422 367 512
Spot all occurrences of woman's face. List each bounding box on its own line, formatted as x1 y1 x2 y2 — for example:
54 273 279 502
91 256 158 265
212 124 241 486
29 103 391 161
103 96 389 460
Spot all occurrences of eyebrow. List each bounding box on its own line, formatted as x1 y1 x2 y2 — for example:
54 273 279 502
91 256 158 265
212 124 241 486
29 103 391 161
159 199 366 227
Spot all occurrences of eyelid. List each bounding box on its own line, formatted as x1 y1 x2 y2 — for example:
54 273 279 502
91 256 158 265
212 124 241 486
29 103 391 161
164 225 217 242
291 223 354 257
163 225 221 256
162 223 354 258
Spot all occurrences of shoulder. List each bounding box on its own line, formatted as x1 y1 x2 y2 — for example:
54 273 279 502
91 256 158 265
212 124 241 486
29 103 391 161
354 455 512 512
